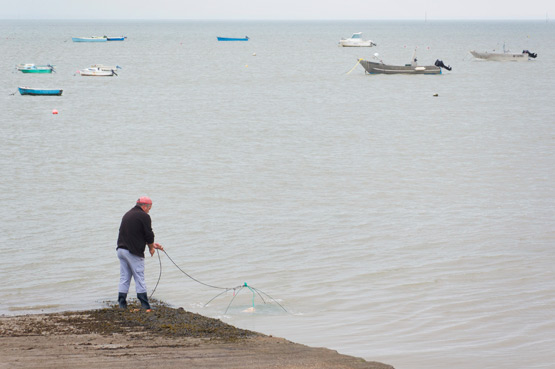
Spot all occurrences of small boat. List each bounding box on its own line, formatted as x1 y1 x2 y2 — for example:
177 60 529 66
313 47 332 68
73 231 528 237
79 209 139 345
339 32 376 47
17 64 55 73
18 86 63 96
359 50 451 75
78 67 117 76
106 36 126 41
469 44 537 61
217 36 249 41
72 36 107 42
90 64 122 71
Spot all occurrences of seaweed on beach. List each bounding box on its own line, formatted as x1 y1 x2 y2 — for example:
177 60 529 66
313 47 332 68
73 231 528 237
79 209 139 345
0 300 259 341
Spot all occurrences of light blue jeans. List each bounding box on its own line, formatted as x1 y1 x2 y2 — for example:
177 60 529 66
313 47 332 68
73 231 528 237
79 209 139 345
117 248 147 294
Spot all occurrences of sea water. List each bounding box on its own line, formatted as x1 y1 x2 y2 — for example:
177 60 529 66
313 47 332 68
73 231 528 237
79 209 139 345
0 20 554 369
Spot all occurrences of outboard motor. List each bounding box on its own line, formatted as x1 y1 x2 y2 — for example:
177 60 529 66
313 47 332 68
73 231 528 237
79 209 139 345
434 59 452 71
522 50 537 58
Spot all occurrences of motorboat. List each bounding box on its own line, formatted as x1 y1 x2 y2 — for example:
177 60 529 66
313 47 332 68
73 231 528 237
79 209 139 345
358 50 451 75
78 67 117 76
339 33 376 47
469 46 537 61
72 36 126 42
17 64 55 73
90 64 122 71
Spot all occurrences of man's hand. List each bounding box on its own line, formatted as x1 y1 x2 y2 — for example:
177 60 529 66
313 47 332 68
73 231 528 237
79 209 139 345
149 242 164 256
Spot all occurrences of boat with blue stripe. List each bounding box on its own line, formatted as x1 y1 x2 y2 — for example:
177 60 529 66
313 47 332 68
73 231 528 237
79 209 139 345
217 36 249 41
18 86 63 96
72 36 107 42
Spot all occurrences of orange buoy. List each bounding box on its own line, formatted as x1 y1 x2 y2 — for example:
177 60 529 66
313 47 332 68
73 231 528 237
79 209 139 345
52 109 58 114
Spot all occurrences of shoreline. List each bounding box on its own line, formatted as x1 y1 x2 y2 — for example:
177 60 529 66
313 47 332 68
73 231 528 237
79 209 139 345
0 301 394 369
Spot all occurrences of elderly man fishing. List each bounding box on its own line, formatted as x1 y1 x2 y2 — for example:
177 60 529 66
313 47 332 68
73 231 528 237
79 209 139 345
116 196 164 310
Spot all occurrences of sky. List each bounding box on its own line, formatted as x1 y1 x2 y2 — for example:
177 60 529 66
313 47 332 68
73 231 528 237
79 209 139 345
1 0 553 20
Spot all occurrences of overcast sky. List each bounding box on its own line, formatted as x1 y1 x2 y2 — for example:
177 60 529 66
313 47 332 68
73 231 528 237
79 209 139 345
1 0 553 20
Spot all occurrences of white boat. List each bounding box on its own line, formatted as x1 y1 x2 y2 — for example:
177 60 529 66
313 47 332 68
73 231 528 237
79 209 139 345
339 32 376 47
78 67 117 76
17 63 37 70
470 44 537 61
90 64 122 71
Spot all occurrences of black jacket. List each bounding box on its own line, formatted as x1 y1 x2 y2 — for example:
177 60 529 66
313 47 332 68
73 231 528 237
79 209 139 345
117 205 155 258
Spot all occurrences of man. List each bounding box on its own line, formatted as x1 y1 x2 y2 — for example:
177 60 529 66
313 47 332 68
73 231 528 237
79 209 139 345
116 196 164 310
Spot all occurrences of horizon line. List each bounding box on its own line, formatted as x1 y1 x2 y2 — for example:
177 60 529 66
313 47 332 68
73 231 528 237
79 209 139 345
0 17 551 21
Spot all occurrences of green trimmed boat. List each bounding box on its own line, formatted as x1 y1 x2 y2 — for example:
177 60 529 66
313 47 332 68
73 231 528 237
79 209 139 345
17 64 55 73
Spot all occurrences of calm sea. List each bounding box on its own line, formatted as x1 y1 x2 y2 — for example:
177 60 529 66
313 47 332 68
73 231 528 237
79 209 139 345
1 19 554 369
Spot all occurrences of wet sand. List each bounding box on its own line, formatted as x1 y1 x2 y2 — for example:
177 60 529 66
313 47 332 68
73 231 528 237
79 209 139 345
0 301 394 369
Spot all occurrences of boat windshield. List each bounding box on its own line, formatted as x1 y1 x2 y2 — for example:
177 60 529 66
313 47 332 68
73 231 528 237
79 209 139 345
351 33 362 39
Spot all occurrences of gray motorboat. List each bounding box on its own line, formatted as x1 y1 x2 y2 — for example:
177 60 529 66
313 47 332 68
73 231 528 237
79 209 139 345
359 49 451 75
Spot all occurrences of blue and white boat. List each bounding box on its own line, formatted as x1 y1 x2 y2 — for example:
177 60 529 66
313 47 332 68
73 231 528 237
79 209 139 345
217 36 249 41
18 86 63 96
72 36 107 42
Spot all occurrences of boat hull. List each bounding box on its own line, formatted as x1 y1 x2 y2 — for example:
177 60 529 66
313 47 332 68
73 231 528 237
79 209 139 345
339 43 374 47
106 37 126 41
79 71 115 76
18 87 63 96
469 51 529 61
339 39 375 47
72 37 107 42
19 68 53 74
17 64 54 73
78 66 117 76
359 60 441 75
217 37 249 41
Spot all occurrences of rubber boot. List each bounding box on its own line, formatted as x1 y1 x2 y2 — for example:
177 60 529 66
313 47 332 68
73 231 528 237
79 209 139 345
137 292 151 309
118 292 127 309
